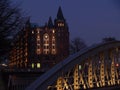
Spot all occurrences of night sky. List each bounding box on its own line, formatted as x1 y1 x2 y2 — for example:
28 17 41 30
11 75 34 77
13 0 120 46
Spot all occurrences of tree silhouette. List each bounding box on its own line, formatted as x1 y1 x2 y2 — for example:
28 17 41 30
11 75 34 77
102 37 117 43
70 37 87 54
0 0 24 56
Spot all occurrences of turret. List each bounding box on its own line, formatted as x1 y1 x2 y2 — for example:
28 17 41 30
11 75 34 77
48 17 53 28
54 6 68 28
57 6 65 21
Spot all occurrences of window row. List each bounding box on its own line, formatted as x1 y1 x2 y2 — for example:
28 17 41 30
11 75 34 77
32 63 41 68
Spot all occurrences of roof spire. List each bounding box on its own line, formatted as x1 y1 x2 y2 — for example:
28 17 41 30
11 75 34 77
48 16 53 28
25 17 31 28
57 6 65 20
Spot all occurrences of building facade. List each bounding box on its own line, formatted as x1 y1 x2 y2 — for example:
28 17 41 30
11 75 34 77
9 7 69 71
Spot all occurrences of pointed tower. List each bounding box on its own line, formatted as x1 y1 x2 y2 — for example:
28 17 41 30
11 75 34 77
54 6 69 62
54 6 68 28
48 16 53 28
57 6 65 20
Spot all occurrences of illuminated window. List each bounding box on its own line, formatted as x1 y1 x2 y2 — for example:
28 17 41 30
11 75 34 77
37 30 40 33
58 23 64 27
37 35 40 39
79 65 82 70
116 63 119 67
36 48 41 54
43 33 49 54
52 30 55 33
32 63 34 68
32 31 34 34
25 52 28 56
37 63 40 68
37 49 41 54
52 50 56 54
62 23 64 26
25 59 27 62
45 35 48 39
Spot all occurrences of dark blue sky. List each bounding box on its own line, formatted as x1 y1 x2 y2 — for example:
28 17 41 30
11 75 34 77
13 0 120 46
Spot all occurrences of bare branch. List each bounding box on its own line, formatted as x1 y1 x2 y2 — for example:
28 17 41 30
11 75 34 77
70 37 87 54
0 0 25 56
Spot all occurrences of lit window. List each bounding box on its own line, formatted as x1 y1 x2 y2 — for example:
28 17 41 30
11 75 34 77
52 36 55 39
58 23 64 27
116 63 119 67
32 63 34 68
25 59 27 62
37 49 41 54
45 35 48 39
79 65 82 70
43 33 49 54
37 28 40 33
52 30 55 33
32 31 34 34
37 35 40 39
37 30 39 33
52 50 56 54
62 23 64 26
60 23 62 26
37 63 40 68
25 52 28 56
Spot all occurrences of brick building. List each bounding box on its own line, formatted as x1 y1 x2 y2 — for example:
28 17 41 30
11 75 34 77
9 7 69 71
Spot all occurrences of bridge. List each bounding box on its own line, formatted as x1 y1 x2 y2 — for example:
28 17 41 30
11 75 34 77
26 41 120 90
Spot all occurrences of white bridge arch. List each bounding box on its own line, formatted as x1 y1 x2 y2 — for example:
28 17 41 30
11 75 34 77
26 41 120 90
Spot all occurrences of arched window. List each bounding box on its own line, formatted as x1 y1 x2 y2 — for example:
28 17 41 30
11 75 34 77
43 33 49 54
